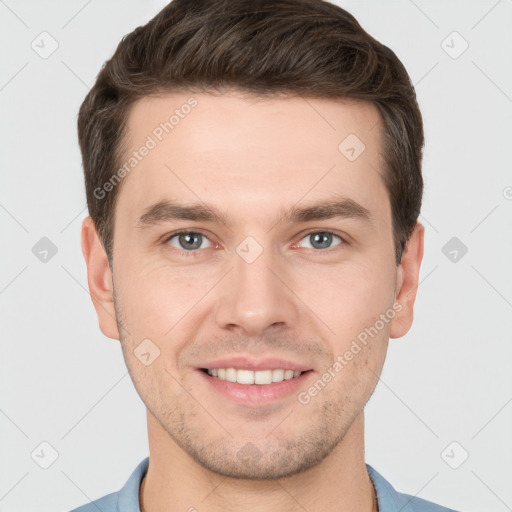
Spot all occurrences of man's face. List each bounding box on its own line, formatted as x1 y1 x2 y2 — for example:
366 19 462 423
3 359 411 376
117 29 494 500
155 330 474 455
85 91 420 479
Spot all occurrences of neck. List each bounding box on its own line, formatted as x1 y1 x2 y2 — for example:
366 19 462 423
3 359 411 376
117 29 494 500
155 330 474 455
140 411 378 512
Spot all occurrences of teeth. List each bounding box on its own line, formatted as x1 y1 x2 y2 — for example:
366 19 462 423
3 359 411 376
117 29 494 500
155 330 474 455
272 369 284 382
206 368 303 385
225 368 237 382
255 370 272 385
237 369 254 384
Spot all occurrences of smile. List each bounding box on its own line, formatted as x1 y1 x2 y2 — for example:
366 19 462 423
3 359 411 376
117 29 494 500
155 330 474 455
202 368 304 385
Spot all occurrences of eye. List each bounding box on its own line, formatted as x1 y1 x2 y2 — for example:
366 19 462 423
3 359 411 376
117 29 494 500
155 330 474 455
164 230 213 253
296 231 345 251
162 229 347 257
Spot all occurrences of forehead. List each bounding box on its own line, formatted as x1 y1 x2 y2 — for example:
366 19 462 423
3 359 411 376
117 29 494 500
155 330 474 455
115 91 389 230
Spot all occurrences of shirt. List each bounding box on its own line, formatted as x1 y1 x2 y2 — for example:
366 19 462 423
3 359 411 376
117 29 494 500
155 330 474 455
68 457 460 512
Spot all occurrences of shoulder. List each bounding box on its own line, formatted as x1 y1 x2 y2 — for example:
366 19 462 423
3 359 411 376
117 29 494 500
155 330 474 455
67 491 119 512
389 491 461 512
65 457 149 512
366 464 461 512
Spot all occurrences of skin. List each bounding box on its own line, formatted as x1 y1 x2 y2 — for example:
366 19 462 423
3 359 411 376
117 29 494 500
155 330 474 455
81 91 424 512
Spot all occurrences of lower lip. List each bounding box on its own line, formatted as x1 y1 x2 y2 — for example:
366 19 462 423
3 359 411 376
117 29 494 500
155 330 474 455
197 369 314 405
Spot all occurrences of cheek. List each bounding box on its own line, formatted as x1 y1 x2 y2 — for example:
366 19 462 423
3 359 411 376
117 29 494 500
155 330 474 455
115 262 212 339
299 260 395 331
119 284 165 335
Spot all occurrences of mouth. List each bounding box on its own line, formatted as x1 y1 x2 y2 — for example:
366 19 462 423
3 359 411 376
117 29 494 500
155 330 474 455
197 367 315 405
200 367 309 385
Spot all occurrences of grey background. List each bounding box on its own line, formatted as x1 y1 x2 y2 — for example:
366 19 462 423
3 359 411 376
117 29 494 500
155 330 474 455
1 1 511 511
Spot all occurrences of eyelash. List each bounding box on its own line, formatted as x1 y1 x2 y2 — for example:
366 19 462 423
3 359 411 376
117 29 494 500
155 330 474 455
162 229 348 258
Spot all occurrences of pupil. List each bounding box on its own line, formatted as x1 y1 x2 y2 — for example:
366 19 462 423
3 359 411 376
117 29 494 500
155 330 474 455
181 233 200 250
312 232 331 249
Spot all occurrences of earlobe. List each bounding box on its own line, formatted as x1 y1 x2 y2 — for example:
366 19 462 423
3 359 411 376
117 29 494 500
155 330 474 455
389 222 425 339
81 216 120 340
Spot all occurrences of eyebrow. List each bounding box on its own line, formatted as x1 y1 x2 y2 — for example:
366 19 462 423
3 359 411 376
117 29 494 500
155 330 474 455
135 196 374 230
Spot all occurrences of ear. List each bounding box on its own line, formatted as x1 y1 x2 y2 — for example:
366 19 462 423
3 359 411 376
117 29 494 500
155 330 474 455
81 216 120 340
389 222 425 339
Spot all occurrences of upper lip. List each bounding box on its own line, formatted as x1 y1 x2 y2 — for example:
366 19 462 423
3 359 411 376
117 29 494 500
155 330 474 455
199 356 312 372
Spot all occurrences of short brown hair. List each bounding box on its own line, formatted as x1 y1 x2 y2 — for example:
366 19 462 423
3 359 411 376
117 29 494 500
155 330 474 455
77 0 424 267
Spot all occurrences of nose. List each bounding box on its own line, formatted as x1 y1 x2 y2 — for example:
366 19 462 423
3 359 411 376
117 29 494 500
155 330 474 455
213 241 301 337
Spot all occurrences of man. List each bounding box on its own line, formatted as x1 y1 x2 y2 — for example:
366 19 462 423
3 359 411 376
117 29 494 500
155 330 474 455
71 0 460 510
